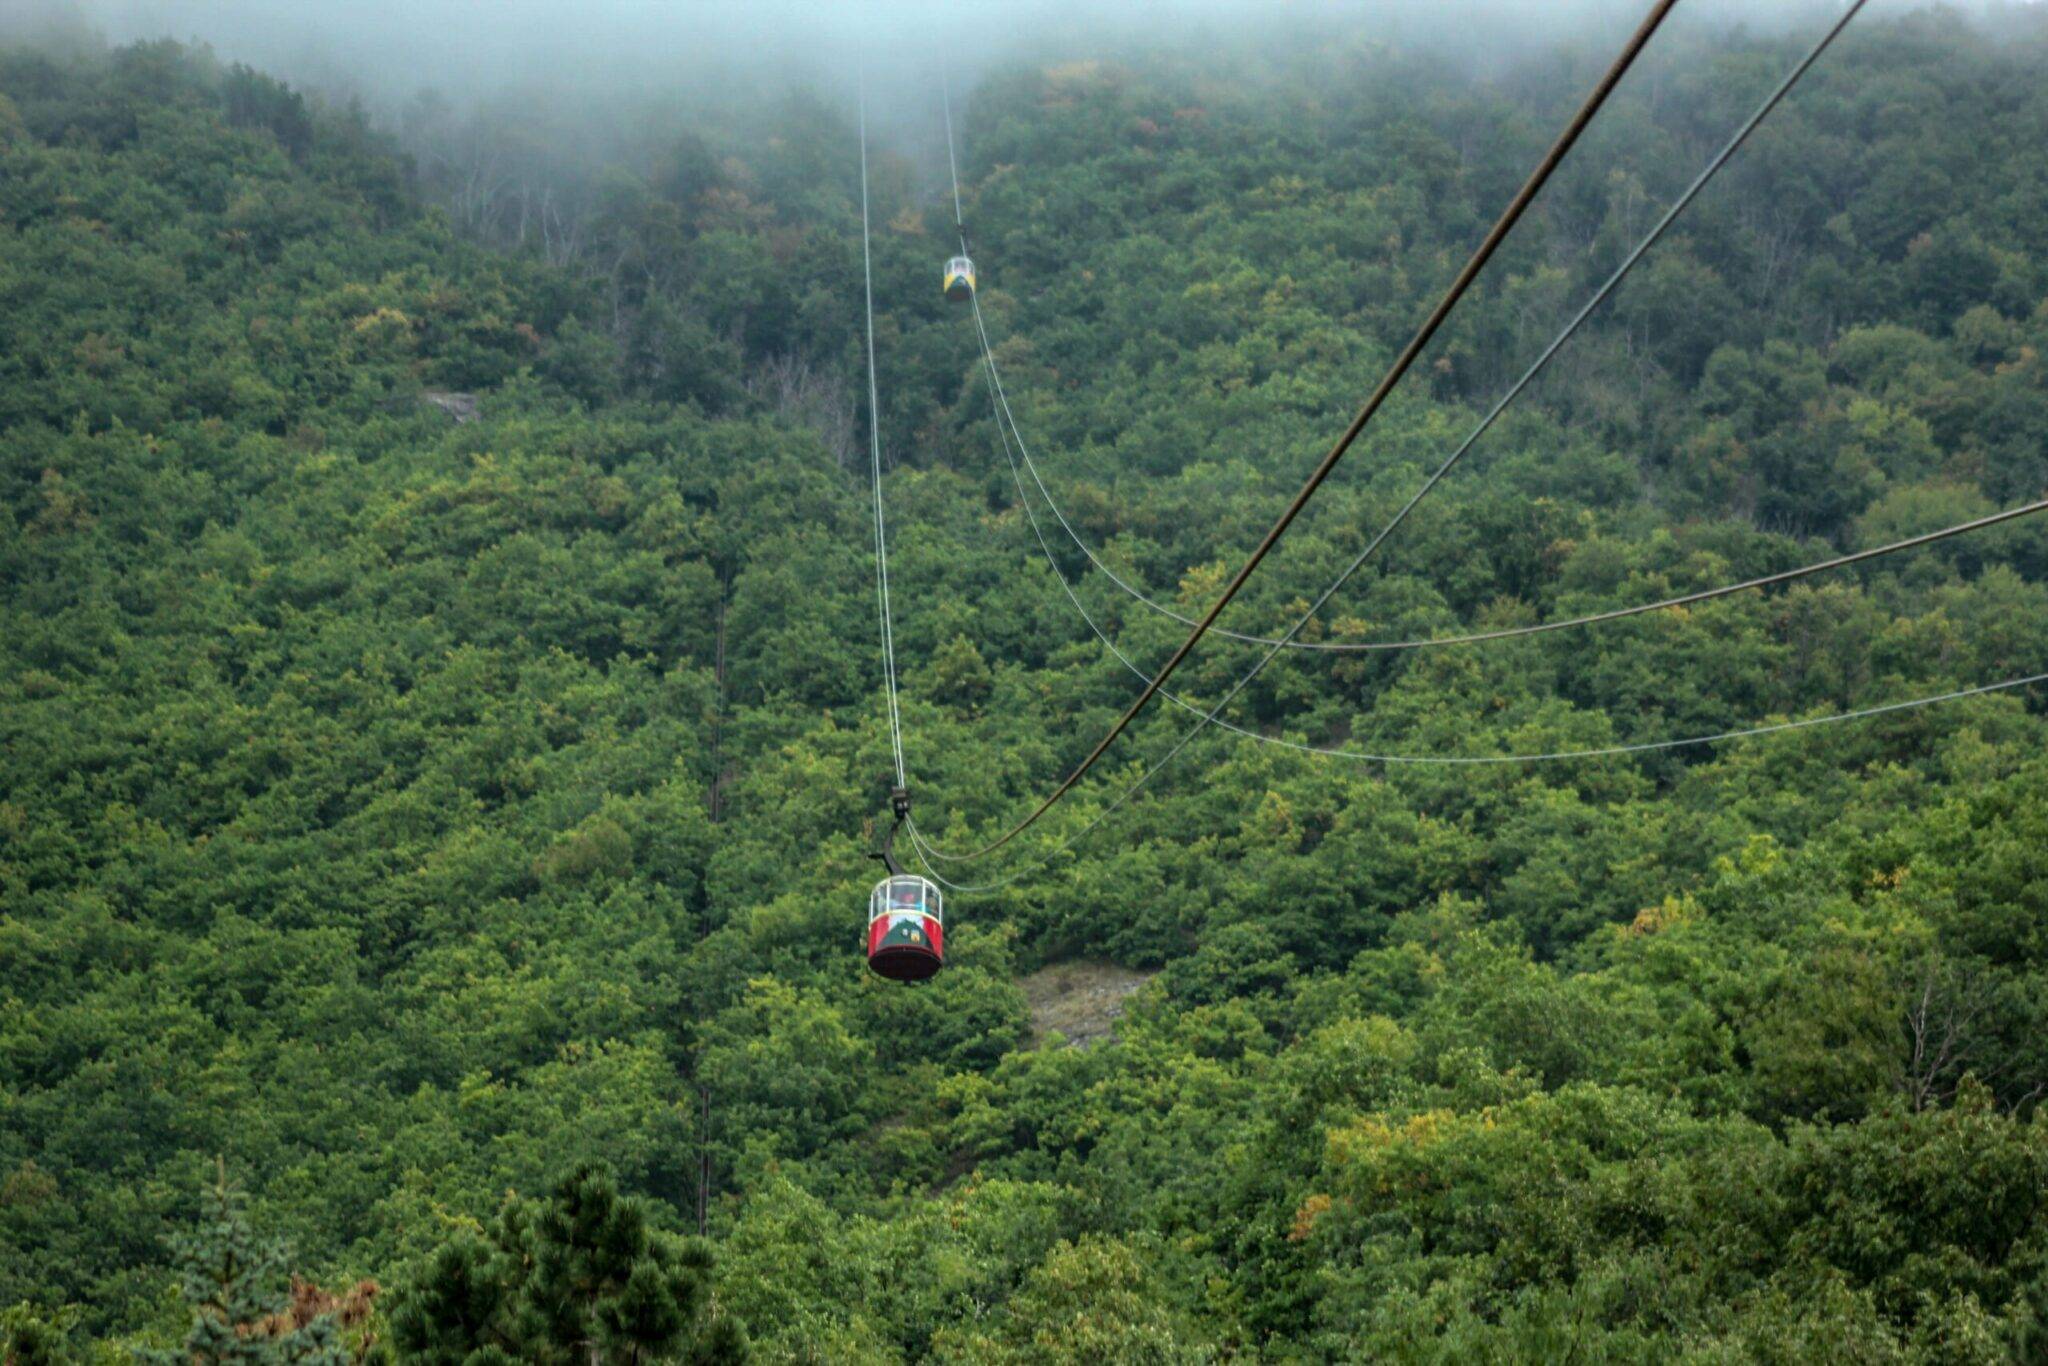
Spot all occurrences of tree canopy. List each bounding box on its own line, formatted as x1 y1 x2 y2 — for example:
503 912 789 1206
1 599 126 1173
4 8 2048 1359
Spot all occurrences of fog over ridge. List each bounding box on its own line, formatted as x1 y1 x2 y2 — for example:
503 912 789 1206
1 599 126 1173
3 0 2004 121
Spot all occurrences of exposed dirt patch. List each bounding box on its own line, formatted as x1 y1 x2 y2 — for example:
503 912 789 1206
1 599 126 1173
1021 960 1156 1049
420 390 481 423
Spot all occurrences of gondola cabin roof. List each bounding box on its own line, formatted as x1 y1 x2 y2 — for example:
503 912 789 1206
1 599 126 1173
943 255 976 303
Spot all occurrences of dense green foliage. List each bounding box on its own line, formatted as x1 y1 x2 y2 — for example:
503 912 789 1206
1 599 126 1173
5 8 2048 1358
388 1162 742 1363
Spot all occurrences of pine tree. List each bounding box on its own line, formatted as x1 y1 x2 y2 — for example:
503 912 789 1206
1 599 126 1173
134 1161 347 1366
389 1163 745 1364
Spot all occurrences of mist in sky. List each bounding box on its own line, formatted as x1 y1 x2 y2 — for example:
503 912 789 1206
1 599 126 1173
2 0 1907 119
5 0 2039 208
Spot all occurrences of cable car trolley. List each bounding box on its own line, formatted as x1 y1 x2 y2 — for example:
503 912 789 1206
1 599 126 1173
867 787 944 981
943 255 976 304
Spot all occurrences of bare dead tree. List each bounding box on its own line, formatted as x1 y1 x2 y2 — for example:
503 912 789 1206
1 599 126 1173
539 187 588 269
1736 198 1807 324
452 143 510 237
1901 954 1994 1112
413 125 514 239
749 352 858 469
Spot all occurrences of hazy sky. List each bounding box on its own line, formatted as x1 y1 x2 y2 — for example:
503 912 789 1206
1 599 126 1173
4 0 1878 112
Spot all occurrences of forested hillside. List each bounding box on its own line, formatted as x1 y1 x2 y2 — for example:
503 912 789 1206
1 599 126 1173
5 7 2048 1359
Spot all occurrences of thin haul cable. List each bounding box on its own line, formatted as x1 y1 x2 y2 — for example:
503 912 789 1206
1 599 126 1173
905 669 2048 893
941 72 968 253
982 290 2048 760
859 67 908 786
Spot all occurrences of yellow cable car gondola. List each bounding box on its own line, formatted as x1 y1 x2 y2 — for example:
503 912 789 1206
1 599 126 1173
943 254 976 304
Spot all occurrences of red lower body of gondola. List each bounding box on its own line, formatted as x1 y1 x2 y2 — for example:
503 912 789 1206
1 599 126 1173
867 913 944 980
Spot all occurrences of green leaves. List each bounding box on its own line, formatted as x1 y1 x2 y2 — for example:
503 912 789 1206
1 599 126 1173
7 13 2048 1359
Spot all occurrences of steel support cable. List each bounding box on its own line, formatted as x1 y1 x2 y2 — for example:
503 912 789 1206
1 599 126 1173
860 69 908 786
915 0 1683 865
975 303 1235 726
966 0 1873 653
983 287 2048 750
940 73 968 253
904 667 2048 892
917 352 2045 882
922 262 2045 886
979 320 2043 652
942 65 1289 648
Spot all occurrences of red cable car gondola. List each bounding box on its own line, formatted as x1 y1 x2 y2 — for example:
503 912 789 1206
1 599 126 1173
867 787 943 981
